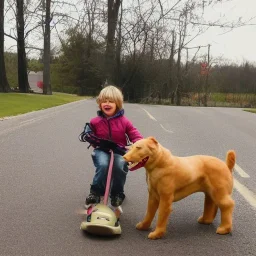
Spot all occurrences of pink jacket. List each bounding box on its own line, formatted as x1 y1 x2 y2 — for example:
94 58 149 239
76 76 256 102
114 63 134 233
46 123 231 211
90 109 143 148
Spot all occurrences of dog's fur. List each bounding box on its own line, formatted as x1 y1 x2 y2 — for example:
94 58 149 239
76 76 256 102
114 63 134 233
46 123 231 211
123 137 235 239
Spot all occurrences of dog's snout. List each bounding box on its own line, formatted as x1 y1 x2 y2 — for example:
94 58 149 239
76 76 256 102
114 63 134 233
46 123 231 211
123 154 131 162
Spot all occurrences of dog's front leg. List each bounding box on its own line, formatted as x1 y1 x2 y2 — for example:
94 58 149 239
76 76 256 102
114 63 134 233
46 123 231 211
136 192 159 231
148 195 173 240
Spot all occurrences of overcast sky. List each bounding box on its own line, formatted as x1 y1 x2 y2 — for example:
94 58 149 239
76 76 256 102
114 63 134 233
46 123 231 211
4 0 256 64
190 0 256 64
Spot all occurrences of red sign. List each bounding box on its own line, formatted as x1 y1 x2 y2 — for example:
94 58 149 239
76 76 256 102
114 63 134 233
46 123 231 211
200 62 208 75
37 81 43 89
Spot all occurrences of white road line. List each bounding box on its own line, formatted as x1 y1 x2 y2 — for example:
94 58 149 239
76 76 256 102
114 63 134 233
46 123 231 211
234 179 256 209
141 108 157 121
160 124 174 133
141 108 174 133
235 164 250 178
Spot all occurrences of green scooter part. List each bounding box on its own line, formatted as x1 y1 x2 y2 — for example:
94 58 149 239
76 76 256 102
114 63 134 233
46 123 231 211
80 204 121 235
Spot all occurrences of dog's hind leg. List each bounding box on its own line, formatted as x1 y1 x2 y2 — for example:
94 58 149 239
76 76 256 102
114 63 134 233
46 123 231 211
198 193 218 225
209 189 234 234
148 195 173 240
136 193 159 231
215 195 234 234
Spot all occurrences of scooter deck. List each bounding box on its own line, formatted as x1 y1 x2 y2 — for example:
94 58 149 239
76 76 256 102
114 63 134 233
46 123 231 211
80 222 122 235
81 204 122 236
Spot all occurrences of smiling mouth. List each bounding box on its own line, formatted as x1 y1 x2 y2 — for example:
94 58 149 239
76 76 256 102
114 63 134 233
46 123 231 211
128 156 149 171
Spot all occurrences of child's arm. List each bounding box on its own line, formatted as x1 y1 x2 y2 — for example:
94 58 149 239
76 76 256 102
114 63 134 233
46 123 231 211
125 119 143 143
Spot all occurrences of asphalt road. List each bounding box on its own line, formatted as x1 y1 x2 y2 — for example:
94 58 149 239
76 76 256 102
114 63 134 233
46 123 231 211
1 99 256 256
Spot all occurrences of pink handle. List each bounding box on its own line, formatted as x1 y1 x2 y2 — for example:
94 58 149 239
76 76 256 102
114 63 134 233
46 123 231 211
103 150 114 205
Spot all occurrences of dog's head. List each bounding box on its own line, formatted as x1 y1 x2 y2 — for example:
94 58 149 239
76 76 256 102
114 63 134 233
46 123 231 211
123 137 159 171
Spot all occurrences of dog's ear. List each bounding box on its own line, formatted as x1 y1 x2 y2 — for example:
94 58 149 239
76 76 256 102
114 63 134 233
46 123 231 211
148 136 158 149
148 136 158 144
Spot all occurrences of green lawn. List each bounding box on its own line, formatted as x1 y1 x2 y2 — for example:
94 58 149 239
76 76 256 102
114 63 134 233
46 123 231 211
0 92 87 118
244 109 256 114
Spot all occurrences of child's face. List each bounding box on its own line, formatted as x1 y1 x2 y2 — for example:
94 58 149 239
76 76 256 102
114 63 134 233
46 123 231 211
100 99 117 117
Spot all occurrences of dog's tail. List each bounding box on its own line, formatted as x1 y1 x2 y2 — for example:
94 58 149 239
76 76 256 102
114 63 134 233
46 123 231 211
226 150 236 172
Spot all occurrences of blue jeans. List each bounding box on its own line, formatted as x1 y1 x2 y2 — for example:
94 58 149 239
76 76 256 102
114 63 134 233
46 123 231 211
90 149 128 196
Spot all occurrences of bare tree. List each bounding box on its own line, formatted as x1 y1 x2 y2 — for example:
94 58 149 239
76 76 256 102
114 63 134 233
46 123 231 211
43 0 52 95
0 0 11 92
175 9 189 106
16 0 30 92
115 0 123 86
80 0 100 59
202 44 210 106
120 1 158 90
5 0 44 54
105 0 121 83
169 30 176 103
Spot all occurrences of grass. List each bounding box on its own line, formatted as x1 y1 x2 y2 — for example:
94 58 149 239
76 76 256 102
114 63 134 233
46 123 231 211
244 109 256 114
0 92 87 118
211 93 227 102
1 91 255 118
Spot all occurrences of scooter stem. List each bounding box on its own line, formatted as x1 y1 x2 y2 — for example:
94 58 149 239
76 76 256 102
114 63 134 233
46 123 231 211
103 150 114 205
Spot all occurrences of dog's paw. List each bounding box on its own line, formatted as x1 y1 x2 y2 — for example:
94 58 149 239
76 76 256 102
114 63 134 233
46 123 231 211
136 222 150 231
148 231 164 240
197 216 213 224
216 226 232 235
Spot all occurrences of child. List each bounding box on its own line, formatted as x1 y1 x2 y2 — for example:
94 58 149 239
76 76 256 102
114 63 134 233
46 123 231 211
85 85 143 207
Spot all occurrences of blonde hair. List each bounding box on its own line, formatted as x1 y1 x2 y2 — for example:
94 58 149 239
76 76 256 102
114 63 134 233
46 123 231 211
96 85 124 110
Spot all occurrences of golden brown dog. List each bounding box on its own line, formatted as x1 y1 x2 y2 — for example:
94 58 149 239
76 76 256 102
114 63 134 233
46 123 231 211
123 137 236 240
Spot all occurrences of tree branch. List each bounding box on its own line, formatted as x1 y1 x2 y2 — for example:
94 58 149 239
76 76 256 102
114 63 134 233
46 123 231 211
4 32 17 41
26 46 43 51
25 23 42 39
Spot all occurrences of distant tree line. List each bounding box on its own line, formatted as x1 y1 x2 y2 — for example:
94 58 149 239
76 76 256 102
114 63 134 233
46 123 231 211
48 28 256 102
1 0 255 107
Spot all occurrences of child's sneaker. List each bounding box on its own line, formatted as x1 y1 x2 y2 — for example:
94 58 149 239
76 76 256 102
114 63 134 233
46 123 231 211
85 192 100 208
111 193 125 207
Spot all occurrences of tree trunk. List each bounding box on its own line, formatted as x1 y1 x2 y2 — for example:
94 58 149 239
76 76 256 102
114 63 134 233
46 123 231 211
16 0 29 93
0 0 10 92
168 30 176 103
115 0 123 86
105 0 121 83
203 44 210 106
175 38 182 106
43 0 52 95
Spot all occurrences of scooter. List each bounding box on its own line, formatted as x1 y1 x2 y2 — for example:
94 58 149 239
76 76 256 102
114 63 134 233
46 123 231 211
80 149 123 236
79 124 124 236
